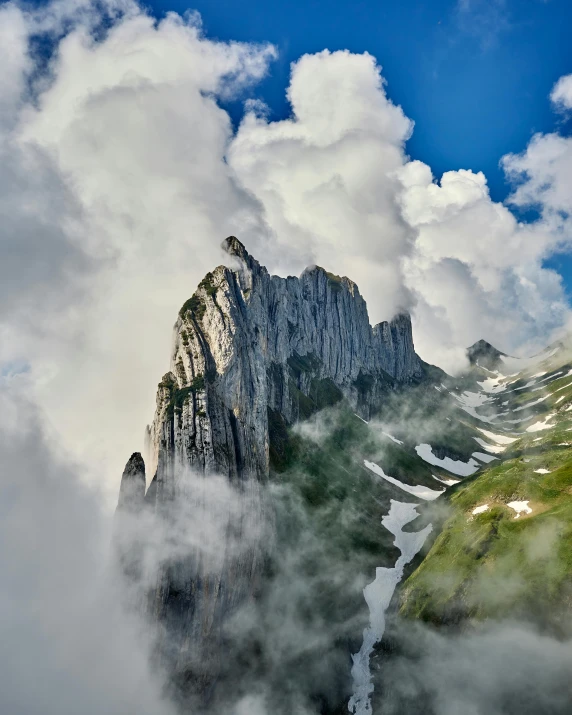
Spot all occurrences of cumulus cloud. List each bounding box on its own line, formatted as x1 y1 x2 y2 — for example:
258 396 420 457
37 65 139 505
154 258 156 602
228 50 415 321
503 132 572 219
229 51 572 372
397 161 569 370
550 73 572 112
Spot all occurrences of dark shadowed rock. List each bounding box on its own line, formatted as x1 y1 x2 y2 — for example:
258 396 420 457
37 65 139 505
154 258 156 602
466 339 506 371
116 452 146 512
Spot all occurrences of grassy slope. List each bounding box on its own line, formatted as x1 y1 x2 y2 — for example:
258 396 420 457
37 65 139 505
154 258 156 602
400 348 572 631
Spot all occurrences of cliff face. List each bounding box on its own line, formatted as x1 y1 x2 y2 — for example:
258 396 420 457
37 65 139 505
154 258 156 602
116 236 425 703
145 236 423 487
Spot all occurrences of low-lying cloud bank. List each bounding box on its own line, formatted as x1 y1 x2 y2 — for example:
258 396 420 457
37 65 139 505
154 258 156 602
0 383 176 715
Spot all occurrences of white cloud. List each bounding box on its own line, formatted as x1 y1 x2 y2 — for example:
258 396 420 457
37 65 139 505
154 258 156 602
0 2 275 500
228 50 416 321
396 162 569 370
0 383 176 715
229 50 572 373
503 132 572 219
550 73 572 111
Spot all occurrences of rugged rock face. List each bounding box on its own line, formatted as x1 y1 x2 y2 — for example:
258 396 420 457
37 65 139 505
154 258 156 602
114 452 146 581
145 236 423 486
116 236 426 704
117 452 146 512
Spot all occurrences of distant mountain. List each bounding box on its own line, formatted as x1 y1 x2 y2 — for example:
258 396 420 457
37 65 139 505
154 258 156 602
115 238 572 715
466 338 507 371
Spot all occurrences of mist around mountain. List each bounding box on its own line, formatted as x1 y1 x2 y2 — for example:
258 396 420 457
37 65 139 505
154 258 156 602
107 239 572 715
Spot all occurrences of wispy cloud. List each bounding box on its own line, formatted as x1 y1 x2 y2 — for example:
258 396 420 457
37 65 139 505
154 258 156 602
454 0 512 49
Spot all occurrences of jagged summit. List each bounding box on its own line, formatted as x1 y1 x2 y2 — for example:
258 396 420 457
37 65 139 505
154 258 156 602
146 236 424 482
466 338 507 370
116 452 145 512
223 234 256 267
223 236 368 316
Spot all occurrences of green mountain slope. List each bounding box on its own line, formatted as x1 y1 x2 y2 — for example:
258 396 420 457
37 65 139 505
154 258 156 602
399 341 572 632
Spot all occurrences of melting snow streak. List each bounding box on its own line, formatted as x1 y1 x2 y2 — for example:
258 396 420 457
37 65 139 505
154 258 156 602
364 461 444 500
348 501 432 715
415 444 480 476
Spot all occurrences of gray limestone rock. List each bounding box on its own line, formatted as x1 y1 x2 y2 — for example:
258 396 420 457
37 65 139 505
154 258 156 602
116 452 146 512
145 236 423 485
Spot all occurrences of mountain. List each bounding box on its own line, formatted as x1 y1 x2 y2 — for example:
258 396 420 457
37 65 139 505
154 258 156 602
115 240 572 714
466 339 507 371
144 235 424 485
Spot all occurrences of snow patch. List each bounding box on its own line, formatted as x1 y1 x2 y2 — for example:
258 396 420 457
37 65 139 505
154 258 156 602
534 468 551 474
472 451 498 463
433 475 460 487
364 461 444 501
537 371 564 384
473 437 506 454
454 391 491 407
349 501 432 715
472 504 489 515
512 395 549 412
515 379 539 391
477 428 518 445
477 375 508 393
526 414 556 432
507 501 532 519
454 403 495 423
382 431 403 445
415 444 480 476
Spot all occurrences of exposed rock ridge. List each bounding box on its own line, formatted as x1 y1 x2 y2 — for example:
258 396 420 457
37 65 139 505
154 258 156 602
116 452 146 512
145 236 423 485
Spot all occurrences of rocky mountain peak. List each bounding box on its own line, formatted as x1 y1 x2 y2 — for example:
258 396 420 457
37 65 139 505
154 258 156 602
116 452 146 512
466 338 506 370
143 239 425 485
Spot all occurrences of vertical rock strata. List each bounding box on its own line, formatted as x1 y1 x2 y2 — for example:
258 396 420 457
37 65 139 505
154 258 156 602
116 236 424 702
145 236 423 486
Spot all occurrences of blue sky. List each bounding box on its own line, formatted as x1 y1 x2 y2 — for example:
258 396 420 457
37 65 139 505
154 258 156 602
143 0 572 289
145 0 571 199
